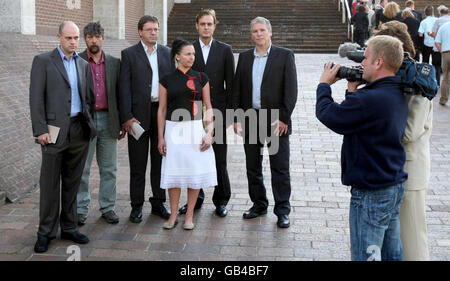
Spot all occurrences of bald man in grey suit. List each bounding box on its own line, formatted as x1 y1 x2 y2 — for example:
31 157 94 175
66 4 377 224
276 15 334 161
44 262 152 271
30 21 96 253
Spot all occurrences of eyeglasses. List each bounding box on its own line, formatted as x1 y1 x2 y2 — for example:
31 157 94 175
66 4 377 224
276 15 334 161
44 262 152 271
142 28 159 33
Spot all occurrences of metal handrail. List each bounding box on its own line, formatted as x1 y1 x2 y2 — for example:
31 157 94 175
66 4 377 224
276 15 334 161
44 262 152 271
339 0 354 41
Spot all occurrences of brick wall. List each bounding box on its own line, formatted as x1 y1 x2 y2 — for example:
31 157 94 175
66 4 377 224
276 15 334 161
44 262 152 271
125 0 145 44
0 33 50 202
0 32 130 202
35 0 93 36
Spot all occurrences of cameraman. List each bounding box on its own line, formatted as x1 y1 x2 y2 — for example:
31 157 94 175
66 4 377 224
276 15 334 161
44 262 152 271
316 35 408 261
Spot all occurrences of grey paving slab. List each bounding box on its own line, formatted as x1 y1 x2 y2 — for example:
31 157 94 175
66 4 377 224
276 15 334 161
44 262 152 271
0 54 448 261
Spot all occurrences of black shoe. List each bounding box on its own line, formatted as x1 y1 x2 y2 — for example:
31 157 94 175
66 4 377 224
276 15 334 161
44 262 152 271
102 210 119 224
129 206 143 223
61 231 89 244
151 204 171 219
243 206 267 219
178 203 202 215
215 205 228 217
277 215 290 228
77 213 87 226
34 235 50 253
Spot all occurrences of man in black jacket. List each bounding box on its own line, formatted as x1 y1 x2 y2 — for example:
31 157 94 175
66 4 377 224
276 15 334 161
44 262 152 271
178 9 235 217
119 15 174 223
316 35 408 261
233 17 298 228
375 0 388 29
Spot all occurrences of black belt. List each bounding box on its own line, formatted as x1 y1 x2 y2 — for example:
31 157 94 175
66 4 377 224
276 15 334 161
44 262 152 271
70 113 83 121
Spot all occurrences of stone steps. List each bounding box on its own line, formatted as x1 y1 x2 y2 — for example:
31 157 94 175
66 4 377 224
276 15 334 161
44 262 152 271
167 0 348 53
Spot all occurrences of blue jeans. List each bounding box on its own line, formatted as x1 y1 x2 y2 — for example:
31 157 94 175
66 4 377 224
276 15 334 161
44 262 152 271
349 183 405 261
77 111 118 215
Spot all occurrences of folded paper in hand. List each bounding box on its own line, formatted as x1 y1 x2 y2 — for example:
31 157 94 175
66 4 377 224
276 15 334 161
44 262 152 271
130 122 145 140
47 125 60 144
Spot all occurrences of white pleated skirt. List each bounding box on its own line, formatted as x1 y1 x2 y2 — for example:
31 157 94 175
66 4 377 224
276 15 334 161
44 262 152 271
160 120 217 189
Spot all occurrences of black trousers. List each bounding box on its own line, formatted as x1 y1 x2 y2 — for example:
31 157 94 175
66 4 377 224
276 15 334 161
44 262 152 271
241 111 291 216
354 30 368 48
196 125 231 208
128 102 166 208
422 46 433 64
38 117 90 238
243 136 291 216
432 51 442 86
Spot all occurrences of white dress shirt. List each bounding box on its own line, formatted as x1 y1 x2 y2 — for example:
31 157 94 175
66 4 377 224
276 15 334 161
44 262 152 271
142 41 159 102
199 38 213 65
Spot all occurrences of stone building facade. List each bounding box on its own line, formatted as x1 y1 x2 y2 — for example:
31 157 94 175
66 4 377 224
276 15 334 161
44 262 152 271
0 0 180 204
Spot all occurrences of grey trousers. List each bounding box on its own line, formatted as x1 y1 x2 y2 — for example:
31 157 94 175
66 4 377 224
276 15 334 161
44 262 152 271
38 117 90 238
77 111 117 215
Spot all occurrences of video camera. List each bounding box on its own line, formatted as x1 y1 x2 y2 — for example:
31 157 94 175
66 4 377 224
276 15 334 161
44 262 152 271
328 63 365 83
336 42 439 100
328 42 366 83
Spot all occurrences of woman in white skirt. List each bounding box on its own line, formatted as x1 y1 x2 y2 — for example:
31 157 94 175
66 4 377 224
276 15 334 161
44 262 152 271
157 39 217 230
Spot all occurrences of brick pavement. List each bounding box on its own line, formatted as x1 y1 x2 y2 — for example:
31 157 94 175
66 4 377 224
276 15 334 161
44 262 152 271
0 54 449 261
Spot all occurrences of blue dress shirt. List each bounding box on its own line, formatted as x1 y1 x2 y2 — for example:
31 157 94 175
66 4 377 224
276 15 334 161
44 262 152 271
436 22 450 52
57 45 82 117
252 45 271 109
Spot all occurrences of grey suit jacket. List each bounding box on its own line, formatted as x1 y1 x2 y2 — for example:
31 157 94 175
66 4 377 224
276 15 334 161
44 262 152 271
79 50 122 139
119 42 175 131
29 48 94 147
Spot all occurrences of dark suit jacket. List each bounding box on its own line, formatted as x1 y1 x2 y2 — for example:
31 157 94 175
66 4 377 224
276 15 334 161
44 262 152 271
397 10 422 23
192 39 234 113
30 48 95 147
79 50 122 139
119 42 174 131
232 45 298 135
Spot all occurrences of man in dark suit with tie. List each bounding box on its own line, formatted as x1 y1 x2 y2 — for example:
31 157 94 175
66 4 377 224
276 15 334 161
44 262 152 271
30 21 96 253
119 15 174 223
77 22 124 226
178 9 235 217
232 17 298 228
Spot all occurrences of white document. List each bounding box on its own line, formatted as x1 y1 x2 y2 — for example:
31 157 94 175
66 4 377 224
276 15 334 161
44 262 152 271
130 122 145 140
47 125 60 144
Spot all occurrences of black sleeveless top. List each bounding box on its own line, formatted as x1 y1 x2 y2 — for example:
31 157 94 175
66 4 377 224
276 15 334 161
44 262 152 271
160 68 209 121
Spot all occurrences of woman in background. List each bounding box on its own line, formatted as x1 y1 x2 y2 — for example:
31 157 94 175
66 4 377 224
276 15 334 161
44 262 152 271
375 21 432 261
401 9 421 60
